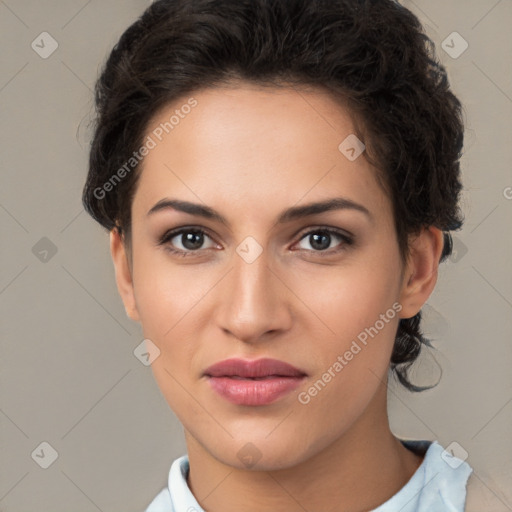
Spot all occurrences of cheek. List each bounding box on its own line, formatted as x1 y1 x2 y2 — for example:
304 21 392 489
290 253 402 342
296 299 399 439
291 257 401 402
133 253 210 339
131 261 208 403
133 260 206 413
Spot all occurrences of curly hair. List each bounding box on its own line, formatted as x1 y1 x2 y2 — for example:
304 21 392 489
82 0 465 392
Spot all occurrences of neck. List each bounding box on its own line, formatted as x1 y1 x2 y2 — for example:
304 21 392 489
185 384 424 512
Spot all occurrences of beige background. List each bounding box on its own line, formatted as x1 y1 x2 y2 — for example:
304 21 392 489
1 0 511 511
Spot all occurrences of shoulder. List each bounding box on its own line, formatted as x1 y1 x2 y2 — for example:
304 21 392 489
144 486 172 512
371 439 473 511
143 454 193 512
420 440 473 510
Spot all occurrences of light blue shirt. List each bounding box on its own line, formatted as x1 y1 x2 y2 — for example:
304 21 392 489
144 439 473 512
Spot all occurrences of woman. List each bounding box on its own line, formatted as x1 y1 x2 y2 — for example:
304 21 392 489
82 0 481 510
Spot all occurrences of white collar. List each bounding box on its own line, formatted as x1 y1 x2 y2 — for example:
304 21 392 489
145 439 473 512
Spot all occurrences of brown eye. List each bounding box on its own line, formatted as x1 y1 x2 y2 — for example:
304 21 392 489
159 228 217 257
295 228 354 255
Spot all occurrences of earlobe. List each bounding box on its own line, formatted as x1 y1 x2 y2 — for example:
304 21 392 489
109 228 140 323
398 227 445 319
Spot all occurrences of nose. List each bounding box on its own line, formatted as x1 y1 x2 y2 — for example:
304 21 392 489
215 247 293 344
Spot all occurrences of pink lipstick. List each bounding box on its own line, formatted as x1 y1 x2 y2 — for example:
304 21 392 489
203 357 307 406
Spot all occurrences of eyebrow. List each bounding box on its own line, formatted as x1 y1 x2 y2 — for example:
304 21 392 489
147 197 373 225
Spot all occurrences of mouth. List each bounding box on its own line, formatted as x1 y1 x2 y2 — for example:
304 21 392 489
203 358 307 406
203 357 307 379
223 375 290 380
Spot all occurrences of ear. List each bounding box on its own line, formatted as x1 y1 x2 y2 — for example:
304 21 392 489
110 228 140 322
398 226 445 319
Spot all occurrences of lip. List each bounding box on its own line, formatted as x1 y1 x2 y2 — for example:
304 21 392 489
204 357 306 378
204 358 307 406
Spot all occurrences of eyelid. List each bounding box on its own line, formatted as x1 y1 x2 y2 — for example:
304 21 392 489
293 224 354 243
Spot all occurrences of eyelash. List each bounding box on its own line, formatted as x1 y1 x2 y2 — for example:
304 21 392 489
157 226 354 258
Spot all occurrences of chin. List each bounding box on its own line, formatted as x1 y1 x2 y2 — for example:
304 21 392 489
205 434 314 472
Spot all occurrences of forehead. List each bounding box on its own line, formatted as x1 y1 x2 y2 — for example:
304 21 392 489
132 83 390 225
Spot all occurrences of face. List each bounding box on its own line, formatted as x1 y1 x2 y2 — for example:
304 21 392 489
111 83 440 471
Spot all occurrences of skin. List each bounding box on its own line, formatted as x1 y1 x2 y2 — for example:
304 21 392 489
110 82 444 512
